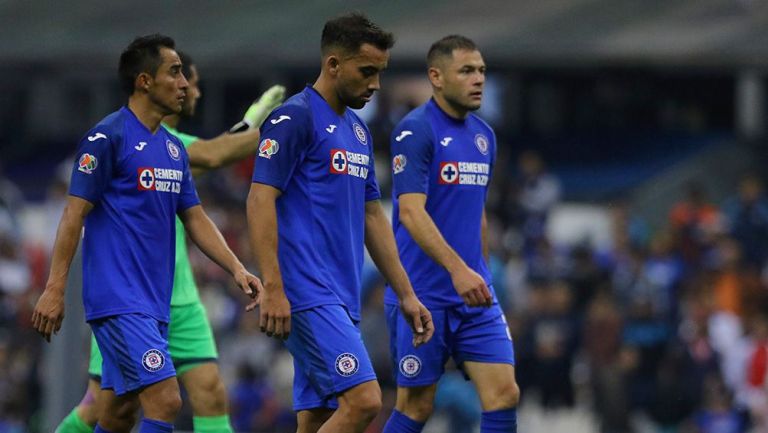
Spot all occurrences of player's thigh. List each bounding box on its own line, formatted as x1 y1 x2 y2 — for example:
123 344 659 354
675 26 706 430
167 302 218 375
90 314 176 396
284 305 377 411
297 408 334 433
463 362 520 410
385 304 451 387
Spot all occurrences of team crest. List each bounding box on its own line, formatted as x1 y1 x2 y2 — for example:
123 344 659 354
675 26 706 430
392 154 407 174
399 355 422 378
474 134 489 155
77 153 98 174
142 349 165 372
335 352 359 377
166 140 181 161
259 138 280 159
353 123 368 145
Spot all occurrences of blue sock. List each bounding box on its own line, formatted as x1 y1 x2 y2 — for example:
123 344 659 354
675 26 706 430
139 418 173 433
94 425 115 433
481 408 517 433
382 409 425 433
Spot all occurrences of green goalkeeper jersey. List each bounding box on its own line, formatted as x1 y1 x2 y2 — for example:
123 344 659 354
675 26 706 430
163 124 202 306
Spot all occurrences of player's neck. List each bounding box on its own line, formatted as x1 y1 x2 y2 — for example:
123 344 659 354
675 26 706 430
313 76 345 115
163 114 181 129
127 96 166 133
433 94 469 120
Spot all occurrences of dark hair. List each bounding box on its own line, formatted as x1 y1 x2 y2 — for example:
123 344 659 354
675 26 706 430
118 34 176 95
321 12 394 56
178 51 194 81
427 35 478 67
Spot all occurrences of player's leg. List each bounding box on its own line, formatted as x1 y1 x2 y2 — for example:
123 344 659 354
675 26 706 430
454 305 519 433
93 388 140 433
56 334 104 433
169 302 233 432
285 305 380 433
382 305 449 433
91 314 181 432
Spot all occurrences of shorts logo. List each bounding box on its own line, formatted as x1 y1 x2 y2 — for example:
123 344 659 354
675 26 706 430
392 154 407 174
439 162 459 184
142 349 165 372
474 134 489 155
166 140 181 161
353 123 368 145
335 352 359 377
137 168 155 190
330 149 348 174
259 138 279 159
78 153 98 174
399 355 422 378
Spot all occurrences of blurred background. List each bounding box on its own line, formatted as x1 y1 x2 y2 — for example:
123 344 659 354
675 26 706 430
3 1 768 432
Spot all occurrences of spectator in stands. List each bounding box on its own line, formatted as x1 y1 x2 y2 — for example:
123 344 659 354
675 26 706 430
722 174 768 270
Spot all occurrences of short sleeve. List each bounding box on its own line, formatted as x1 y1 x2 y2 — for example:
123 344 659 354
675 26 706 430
68 128 117 204
365 150 381 202
391 118 434 197
252 104 312 191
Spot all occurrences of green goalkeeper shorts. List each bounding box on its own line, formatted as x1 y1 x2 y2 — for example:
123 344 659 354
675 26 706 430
88 301 218 378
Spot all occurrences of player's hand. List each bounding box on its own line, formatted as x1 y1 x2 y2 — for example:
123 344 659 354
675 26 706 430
31 284 66 342
234 268 263 312
243 85 286 129
399 295 435 347
258 282 291 339
451 265 492 307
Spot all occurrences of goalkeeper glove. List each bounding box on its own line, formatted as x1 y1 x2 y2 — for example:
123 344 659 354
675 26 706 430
229 84 286 133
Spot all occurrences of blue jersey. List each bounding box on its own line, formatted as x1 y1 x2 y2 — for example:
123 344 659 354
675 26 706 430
252 86 380 321
69 107 200 323
385 99 496 307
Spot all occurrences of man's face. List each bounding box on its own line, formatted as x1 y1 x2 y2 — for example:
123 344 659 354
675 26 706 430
181 65 201 117
146 47 188 115
335 43 389 109
435 49 485 113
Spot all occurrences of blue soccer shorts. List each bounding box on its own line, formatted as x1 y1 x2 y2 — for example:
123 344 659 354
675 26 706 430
90 313 176 396
284 304 377 411
386 302 515 387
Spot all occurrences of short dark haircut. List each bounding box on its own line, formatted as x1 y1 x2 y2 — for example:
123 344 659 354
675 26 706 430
321 12 394 56
178 51 194 81
118 34 176 95
427 35 478 67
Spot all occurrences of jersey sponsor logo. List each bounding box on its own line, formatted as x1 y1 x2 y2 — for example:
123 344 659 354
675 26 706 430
353 123 368 145
270 115 291 124
399 355 422 378
166 140 181 161
335 352 359 377
326 124 337 133
439 161 490 186
440 137 453 147
77 153 98 174
329 149 370 179
395 130 413 142
258 138 280 159
137 167 183 193
474 134 489 155
135 141 147 151
87 132 107 142
392 154 407 174
142 349 165 372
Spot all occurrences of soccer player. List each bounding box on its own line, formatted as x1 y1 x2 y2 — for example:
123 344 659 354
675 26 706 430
32 34 263 433
53 51 285 433
382 35 520 433
247 13 435 433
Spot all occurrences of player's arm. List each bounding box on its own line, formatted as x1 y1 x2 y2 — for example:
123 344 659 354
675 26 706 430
364 200 434 346
399 194 492 307
179 204 262 305
32 196 93 342
186 129 261 174
246 183 291 339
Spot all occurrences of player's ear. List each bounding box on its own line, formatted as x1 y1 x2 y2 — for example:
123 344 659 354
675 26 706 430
325 54 341 77
136 72 152 93
427 66 442 89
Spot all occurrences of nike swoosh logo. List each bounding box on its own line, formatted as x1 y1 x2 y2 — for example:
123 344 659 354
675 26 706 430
395 130 413 142
135 142 147 151
440 137 453 146
270 115 291 124
326 124 337 133
87 133 107 142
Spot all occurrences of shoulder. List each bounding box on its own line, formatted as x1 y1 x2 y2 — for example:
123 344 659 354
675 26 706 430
80 109 126 148
394 104 434 139
264 92 313 126
468 113 495 138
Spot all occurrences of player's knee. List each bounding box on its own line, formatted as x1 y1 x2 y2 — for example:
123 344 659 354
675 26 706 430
77 402 100 426
144 386 182 420
343 382 382 421
99 401 140 432
189 374 228 413
400 396 434 422
488 380 520 410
